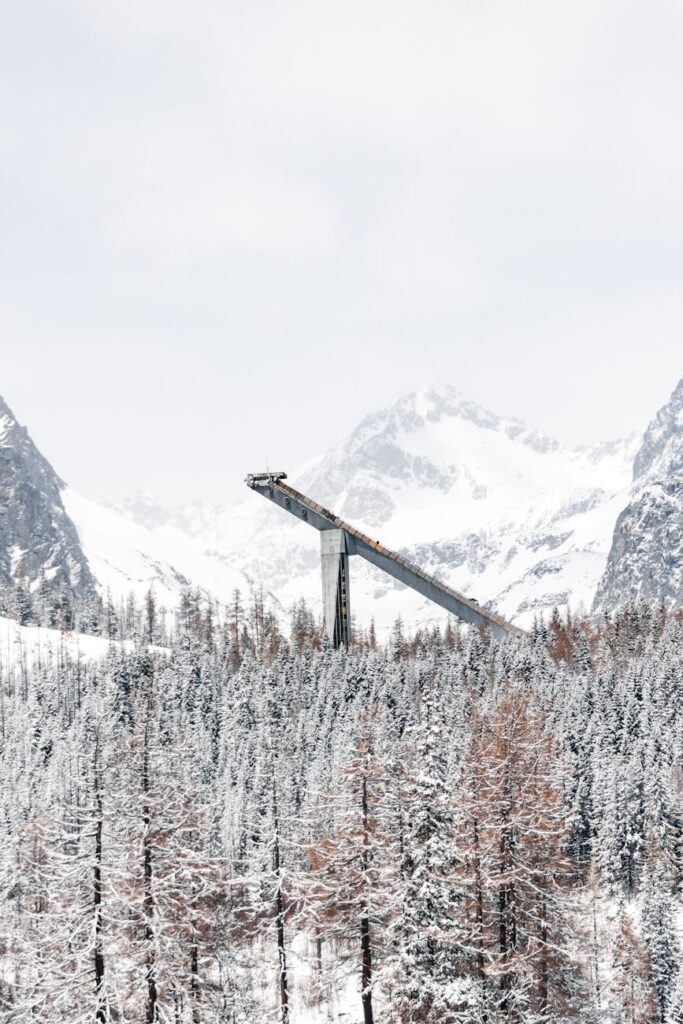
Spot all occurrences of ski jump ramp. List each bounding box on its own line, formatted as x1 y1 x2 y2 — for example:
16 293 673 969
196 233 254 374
246 472 527 647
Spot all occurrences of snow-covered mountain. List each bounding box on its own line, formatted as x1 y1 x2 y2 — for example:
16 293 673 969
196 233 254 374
123 383 639 631
594 378 682 613
62 489 255 608
0 393 254 610
0 395 96 602
7 380 679 631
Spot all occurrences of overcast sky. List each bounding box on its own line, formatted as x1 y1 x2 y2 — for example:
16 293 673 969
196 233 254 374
1 0 682 504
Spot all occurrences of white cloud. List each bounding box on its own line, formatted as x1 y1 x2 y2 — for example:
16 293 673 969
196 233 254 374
104 155 346 264
364 178 484 317
2 0 682 500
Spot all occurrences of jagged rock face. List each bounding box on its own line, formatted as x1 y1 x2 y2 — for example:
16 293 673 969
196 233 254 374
593 379 683 613
0 396 97 600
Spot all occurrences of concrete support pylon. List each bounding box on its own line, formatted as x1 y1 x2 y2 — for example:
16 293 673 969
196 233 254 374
320 529 350 648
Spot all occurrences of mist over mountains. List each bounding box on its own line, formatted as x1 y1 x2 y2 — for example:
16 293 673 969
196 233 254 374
0 380 681 631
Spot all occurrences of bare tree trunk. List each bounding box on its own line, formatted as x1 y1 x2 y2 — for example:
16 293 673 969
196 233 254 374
142 717 158 1024
360 775 374 1024
539 900 549 1016
473 815 488 1022
272 778 289 1024
498 829 511 1019
190 930 200 1024
360 912 374 1024
592 898 601 1012
93 736 106 1024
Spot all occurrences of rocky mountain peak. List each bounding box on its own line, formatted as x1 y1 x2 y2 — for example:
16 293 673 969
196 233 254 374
346 382 560 456
0 395 44 455
593 379 683 614
0 394 96 606
632 378 683 481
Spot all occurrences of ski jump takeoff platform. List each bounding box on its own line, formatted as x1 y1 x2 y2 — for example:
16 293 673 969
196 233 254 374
246 472 527 647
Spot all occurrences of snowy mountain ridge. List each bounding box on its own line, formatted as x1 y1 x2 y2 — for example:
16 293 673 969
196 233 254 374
61 488 257 610
3 381 680 631
120 383 641 630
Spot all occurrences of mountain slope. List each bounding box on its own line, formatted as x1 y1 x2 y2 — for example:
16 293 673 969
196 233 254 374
0 394 257 613
125 384 639 631
593 378 683 613
62 489 258 609
0 395 97 602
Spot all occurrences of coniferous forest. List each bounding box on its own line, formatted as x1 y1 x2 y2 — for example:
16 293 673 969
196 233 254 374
0 591 681 1023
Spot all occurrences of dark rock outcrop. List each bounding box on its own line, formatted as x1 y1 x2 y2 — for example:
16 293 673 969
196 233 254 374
0 395 97 603
593 379 682 613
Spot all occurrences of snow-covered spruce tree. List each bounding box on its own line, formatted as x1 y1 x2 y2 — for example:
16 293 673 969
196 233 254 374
0 642 63 1014
593 752 631 896
665 969 683 1024
9 705 116 1022
641 855 681 1023
231 707 302 1024
304 723 397 1024
388 685 466 1024
110 652 229 1023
